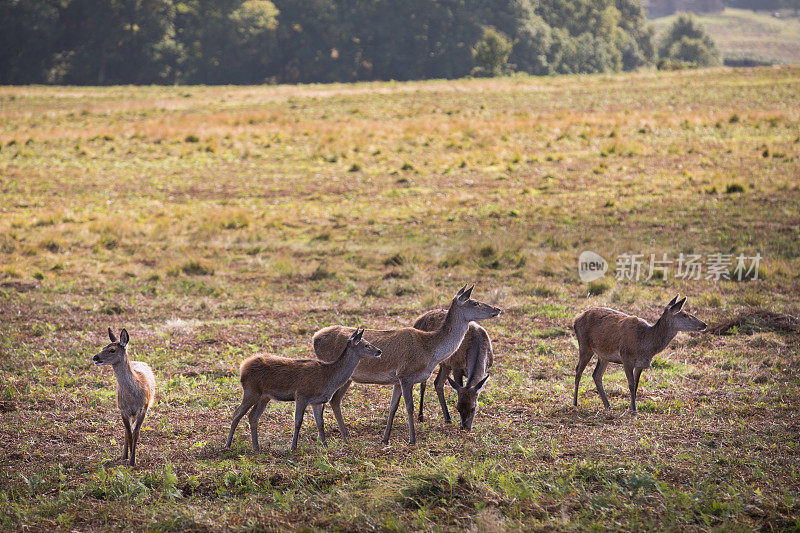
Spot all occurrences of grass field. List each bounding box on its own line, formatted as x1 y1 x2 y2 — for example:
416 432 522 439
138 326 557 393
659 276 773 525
651 8 800 65
1 67 800 531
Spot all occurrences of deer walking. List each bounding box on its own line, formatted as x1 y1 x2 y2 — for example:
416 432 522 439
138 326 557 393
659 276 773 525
572 294 706 413
412 309 493 430
225 328 381 451
92 328 156 466
312 284 501 445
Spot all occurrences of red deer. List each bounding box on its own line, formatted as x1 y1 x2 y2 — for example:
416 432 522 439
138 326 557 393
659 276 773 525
312 284 501 445
572 294 706 413
92 328 155 466
413 309 493 430
226 328 381 451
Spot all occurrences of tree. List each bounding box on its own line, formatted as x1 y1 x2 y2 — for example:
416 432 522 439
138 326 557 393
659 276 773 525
658 12 720 66
472 27 514 76
0 0 61 83
176 0 279 84
667 35 720 66
52 0 183 84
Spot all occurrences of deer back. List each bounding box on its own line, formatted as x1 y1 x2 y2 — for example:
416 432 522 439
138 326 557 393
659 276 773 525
574 307 654 357
240 354 334 398
312 325 433 384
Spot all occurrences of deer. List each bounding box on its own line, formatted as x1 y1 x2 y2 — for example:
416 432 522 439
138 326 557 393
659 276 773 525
412 309 493 430
572 294 706 414
225 328 381 452
311 284 501 445
92 328 156 466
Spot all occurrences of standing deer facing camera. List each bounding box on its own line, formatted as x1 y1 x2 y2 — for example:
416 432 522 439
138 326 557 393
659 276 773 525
572 294 706 413
412 308 494 430
92 328 156 466
226 328 381 451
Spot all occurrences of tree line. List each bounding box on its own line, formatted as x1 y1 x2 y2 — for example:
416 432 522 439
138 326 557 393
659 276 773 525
1 0 656 84
1 0 719 85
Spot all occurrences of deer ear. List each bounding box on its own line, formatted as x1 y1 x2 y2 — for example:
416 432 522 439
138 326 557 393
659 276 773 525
671 297 687 312
455 283 468 298
666 294 679 308
447 376 462 392
459 285 474 302
119 329 129 347
108 328 117 343
473 375 490 394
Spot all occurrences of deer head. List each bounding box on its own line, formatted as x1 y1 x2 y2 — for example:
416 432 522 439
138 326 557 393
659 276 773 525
661 294 706 332
92 328 130 366
347 328 382 359
447 374 490 430
450 283 502 323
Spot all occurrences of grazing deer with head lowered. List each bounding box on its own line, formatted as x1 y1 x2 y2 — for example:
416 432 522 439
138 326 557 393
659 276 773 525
226 328 381 451
92 328 156 466
572 294 706 413
312 284 501 445
412 309 493 430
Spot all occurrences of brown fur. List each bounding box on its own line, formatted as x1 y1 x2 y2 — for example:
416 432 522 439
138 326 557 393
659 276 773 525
572 295 706 413
92 328 156 466
226 329 381 451
412 309 494 429
312 284 501 445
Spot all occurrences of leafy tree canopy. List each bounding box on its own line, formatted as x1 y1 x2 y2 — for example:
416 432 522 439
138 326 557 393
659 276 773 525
1 0 656 84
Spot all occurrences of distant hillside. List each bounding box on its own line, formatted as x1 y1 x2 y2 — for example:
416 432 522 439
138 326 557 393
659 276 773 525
651 8 800 64
643 0 723 17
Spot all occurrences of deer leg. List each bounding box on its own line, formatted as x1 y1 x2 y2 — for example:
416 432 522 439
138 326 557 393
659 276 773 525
291 397 309 451
226 389 259 448
330 380 352 443
311 404 327 448
633 367 644 398
592 360 611 409
130 411 146 466
417 380 426 422
574 345 594 407
121 415 132 461
381 383 403 444
247 396 270 451
624 364 637 414
454 369 465 388
433 366 452 423
400 379 417 445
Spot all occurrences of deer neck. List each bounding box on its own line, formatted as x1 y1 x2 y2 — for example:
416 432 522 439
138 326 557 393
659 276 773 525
326 345 362 387
428 305 470 365
464 335 488 387
111 353 137 390
641 316 678 357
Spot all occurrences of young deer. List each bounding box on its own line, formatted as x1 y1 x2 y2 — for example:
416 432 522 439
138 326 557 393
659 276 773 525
572 294 706 413
312 284 501 445
225 328 381 451
412 309 493 430
92 328 156 466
